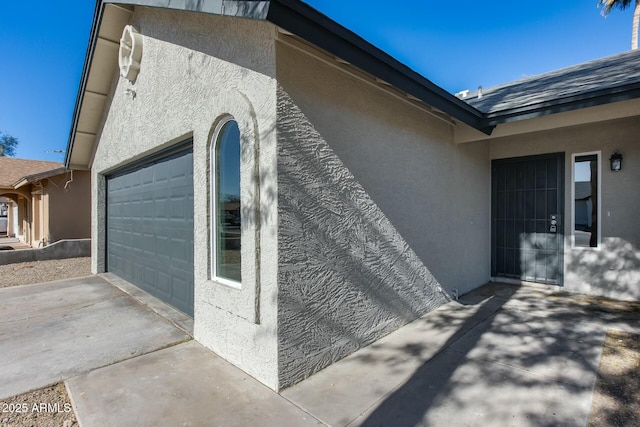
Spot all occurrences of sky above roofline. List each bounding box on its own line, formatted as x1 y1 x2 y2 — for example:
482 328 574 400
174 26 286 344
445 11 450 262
0 0 635 161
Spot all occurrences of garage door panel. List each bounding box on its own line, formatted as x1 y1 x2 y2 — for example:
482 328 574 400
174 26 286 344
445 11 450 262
172 276 190 310
157 271 171 294
107 147 194 317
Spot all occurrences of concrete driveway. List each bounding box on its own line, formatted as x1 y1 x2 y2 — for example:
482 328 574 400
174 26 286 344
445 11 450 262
0 275 190 400
0 275 322 426
2 276 638 426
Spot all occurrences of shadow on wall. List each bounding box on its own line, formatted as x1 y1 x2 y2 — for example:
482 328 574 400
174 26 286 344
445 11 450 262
276 87 450 388
566 237 640 301
237 96 277 235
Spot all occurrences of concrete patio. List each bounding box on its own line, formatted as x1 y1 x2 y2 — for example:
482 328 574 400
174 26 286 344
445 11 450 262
283 283 640 426
1 276 638 426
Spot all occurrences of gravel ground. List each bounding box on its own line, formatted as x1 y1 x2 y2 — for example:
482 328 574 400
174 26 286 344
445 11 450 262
0 258 91 288
589 330 640 427
0 383 77 427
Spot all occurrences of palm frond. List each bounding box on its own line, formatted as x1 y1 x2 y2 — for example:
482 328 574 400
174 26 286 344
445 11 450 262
598 0 636 16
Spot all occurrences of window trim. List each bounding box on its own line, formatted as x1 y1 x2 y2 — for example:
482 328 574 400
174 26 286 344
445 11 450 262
209 116 242 289
570 151 601 250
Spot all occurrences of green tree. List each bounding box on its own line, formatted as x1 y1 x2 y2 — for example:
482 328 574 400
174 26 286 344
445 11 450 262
0 132 19 157
599 0 640 49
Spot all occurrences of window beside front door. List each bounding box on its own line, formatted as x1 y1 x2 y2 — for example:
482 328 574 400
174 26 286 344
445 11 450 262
572 152 600 249
210 117 242 286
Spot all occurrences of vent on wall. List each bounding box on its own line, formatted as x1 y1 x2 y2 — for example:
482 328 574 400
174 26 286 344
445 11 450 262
119 25 143 83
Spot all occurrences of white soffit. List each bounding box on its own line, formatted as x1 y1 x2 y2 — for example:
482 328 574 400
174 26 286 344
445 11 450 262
86 38 119 95
76 92 108 135
69 3 133 169
68 133 96 170
101 4 134 41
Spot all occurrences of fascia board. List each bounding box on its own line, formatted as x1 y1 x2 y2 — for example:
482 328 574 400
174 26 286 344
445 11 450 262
267 0 492 134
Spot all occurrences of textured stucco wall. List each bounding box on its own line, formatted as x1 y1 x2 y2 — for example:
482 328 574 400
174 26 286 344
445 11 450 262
91 7 280 389
47 171 91 242
275 43 491 387
491 116 640 300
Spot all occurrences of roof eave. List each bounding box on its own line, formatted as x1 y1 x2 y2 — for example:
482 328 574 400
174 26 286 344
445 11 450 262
65 1 272 170
65 0 497 170
483 83 640 127
267 0 491 134
108 0 270 18
13 179 30 189
13 168 67 189
65 0 104 170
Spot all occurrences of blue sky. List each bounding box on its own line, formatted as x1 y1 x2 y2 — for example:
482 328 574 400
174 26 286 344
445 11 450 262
0 1 634 161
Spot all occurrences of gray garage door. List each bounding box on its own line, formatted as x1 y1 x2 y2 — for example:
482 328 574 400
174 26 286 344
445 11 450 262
106 145 194 316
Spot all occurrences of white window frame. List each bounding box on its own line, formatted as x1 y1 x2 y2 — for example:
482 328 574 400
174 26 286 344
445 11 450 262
209 116 242 289
570 151 601 250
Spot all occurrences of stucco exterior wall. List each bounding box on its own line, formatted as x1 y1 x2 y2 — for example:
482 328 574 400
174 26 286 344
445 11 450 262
91 7 279 389
491 116 640 300
275 42 491 387
31 192 42 247
17 196 27 242
47 171 91 242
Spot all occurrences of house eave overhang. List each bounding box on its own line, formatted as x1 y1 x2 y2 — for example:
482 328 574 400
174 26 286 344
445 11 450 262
64 0 494 170
265 0 490 134
482 83 640 127
13 179 30 190
65 0 640 168
13 168 67 189
107 0 270 18
65 0 111 170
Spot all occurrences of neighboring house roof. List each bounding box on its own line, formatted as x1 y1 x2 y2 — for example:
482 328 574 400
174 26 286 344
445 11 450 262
65 0 640 169
0 158 64 189
13 167 68 189
464 49 640 126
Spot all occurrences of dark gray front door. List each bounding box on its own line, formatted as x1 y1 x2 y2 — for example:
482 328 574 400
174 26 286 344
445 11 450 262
106 145 194 316
492 153 564 285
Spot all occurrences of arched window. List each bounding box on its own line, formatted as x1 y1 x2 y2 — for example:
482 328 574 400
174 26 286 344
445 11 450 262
211 118 241 284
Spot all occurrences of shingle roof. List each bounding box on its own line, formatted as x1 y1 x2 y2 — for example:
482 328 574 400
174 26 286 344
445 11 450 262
0 157 64 188
465 49 640 116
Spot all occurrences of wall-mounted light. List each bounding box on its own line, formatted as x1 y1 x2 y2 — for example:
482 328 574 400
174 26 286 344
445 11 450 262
609 151 623 172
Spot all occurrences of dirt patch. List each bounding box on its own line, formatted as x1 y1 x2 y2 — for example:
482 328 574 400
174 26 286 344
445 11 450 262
589 330 640 427
0 258 91 288
0 383 77 427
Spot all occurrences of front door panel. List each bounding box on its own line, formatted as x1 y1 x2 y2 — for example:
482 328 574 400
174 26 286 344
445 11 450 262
492 153 564 285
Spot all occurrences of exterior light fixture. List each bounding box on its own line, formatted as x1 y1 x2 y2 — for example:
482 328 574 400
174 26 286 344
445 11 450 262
609 151 623 172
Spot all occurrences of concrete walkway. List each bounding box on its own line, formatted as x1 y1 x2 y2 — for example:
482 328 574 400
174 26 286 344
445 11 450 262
283 283 634 426
3 277 638 426
0 236 30 250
